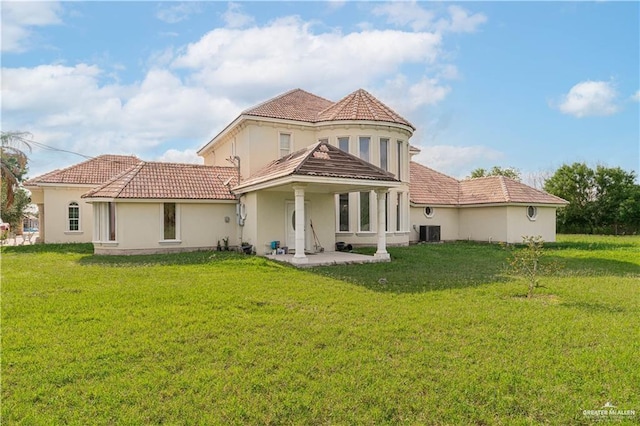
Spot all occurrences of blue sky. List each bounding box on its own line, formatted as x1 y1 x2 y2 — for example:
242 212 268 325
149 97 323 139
2 1 639 182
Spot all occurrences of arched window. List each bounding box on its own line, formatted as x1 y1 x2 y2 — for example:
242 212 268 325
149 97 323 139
526 206 537 221
68 202 80 231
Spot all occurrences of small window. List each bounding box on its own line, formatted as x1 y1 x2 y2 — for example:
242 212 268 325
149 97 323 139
164 203 176 240
527 206 537 221
68 202 80 231
338 137 350 153
318 138 328 144
359 137 370 162
424 206 434 218
279 133 291 158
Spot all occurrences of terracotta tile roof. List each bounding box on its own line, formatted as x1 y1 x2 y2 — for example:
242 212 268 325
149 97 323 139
82 162 238 200
459 176 568 205
410 162 568 206
24 154 141 186
409 162 460 205
240 88 414 129
236 142 398 190
243 88 334 123
317 89 415 129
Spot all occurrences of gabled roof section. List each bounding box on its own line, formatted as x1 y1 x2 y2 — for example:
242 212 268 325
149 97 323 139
24 154 141 186
409 162 460 205
410 162 568 206
235 142 398 190
242 88 334 123
317 89 415 129
82 162 237 200
459 176 568 205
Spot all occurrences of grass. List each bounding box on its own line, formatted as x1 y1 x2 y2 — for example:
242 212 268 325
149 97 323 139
2 235 639 424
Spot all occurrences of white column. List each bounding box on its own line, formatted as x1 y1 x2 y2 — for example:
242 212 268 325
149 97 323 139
375 189 390 260
292 185 308 264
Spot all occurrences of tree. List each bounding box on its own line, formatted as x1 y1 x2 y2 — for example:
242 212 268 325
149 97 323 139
1 131 32 208
0 184 31 234
544 162 640 234
469 166 521 181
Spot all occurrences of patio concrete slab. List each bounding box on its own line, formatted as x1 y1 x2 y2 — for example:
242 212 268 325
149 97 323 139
264 251 389 267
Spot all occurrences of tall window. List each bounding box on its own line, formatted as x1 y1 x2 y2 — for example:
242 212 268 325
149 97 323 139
280 133 291 158
380 138 389 171
360 191 370 231
164 203 176 240
396 192 402 232
359 137 370 162
339 193 349 231
108 202 116 241
397 140 403 180
68 202 79 231
338 137 349 152
384 193 389 232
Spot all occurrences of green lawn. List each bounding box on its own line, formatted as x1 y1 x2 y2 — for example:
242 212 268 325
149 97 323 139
2 236 639 425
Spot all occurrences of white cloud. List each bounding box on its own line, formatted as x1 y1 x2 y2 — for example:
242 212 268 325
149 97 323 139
372 1 435 31
155 149 202 164
436 5 487 33
221 2 255 29
380 74 450 113
413 145 503 178
172 16 442 100
156 2 201 24
373 2 486 34
632 90 640 102
556 80 619 117
1 1 62 52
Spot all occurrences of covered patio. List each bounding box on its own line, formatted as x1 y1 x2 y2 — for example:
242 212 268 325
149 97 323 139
265 250 388 267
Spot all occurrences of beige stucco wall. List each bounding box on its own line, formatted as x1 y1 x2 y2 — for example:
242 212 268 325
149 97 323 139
92 201 237 255
458 206 508 242
250 190 335 254
409 206 459 242
38 186 95 243
506 206 558 243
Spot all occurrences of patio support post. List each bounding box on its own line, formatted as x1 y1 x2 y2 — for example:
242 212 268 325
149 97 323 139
374 189 390 260
292 185 308 264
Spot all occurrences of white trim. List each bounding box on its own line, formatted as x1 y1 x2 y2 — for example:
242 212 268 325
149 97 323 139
526 205 538 221
67 201 81 232
234 175 401 193
279 132 292 158
424 206 434 218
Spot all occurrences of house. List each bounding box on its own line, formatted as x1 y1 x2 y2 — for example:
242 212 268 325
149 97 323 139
24 88 568 260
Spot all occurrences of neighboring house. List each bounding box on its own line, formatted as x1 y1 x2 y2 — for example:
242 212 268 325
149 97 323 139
25 88 568 258
24 155 140 244
409 162 569 244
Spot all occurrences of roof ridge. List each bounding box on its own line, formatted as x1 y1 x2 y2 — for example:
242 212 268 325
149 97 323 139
360 89 381 121
83 161 144 198
498 175 511 202
292 142 322 174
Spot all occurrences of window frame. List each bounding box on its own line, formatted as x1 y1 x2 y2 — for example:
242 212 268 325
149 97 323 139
337 193 350 232
160 203 181 242
424 206 434 218
338 136 350 153
358 136 371 163
67 201 80 232
279 132 292 158
526 205 538 221
380 138 389 171
359 191 372 232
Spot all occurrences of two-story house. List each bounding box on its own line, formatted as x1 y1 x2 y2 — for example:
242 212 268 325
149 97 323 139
25 88 567 261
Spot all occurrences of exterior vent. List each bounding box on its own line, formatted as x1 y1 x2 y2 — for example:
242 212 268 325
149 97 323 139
419 225 441 242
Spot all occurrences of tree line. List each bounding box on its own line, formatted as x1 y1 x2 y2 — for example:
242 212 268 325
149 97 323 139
470 163 640 235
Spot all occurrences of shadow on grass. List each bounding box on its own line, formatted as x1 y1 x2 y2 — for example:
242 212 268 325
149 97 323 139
78 250 252 267
548 255 640 277
310 242 513 294
0 243 94 255
309 241 640 294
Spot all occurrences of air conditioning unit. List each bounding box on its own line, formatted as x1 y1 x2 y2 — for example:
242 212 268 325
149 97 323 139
419 225 441 242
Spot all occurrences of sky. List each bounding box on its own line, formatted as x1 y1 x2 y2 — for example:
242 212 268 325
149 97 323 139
2 1 639 183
